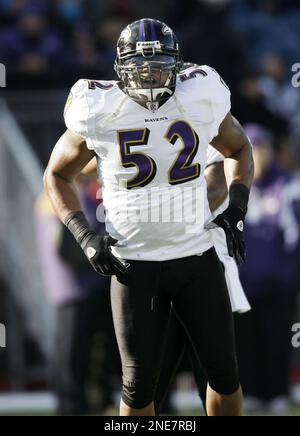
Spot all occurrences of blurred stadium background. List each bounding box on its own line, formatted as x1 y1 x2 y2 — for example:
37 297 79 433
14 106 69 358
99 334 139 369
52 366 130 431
1 0 300 416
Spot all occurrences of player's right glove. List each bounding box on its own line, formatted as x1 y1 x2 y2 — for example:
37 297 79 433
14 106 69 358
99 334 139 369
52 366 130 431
206 184 249 266
65 211 129 276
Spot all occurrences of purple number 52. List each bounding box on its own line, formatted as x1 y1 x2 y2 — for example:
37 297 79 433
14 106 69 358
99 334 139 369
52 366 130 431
118 121 201 189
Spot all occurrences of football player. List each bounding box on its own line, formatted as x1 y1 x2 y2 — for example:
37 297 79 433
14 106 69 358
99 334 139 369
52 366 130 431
44 19 254 416
81 145 251 414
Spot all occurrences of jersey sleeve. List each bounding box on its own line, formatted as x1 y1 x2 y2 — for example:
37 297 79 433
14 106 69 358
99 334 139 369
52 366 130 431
202 66 231 142
64 79 90 140
206 145 225 167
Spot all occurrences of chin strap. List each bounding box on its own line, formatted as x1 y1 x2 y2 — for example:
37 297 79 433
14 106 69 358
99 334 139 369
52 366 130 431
126 86 174 112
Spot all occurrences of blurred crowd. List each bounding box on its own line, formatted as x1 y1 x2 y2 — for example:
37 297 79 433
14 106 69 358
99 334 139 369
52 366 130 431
1 0 300 416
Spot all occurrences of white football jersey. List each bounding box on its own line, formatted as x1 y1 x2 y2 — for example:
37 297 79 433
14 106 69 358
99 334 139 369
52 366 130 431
65 66 231 261
207 145 225 167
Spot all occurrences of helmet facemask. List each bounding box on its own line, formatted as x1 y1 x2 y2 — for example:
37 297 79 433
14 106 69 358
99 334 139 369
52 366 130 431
115 40 182 111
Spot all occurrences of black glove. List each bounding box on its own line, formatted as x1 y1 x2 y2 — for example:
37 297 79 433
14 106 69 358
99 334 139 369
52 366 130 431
207 184 249 266
65 211 129 276
82 233 129 276
211 204 246 266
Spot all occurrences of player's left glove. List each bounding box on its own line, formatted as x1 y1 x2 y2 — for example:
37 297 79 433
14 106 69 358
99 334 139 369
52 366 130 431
207 184 250 266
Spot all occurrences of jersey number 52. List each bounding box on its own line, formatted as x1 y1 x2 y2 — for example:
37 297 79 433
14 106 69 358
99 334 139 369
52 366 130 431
118 120 201 189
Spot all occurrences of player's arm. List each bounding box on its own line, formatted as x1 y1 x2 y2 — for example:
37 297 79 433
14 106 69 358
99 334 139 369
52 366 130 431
209 114 254 265
81 157 98 177
211 113 254 190
205 162 227 213
44 129 127 276
44 129 95 221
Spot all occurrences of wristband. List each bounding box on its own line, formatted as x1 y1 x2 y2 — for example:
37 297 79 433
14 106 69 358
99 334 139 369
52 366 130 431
229 184 250 214
64 211 94 247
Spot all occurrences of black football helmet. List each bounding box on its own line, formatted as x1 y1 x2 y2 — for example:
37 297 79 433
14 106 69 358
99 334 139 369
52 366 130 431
115 18 182 111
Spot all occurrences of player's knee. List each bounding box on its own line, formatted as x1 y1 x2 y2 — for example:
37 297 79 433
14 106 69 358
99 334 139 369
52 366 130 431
122 378 155 409
206 358 240 396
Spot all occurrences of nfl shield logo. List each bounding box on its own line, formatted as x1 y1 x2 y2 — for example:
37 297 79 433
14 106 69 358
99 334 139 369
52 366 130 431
146 102 159 112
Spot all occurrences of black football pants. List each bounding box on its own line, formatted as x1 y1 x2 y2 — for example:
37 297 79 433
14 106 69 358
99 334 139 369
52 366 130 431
111 247 239 409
